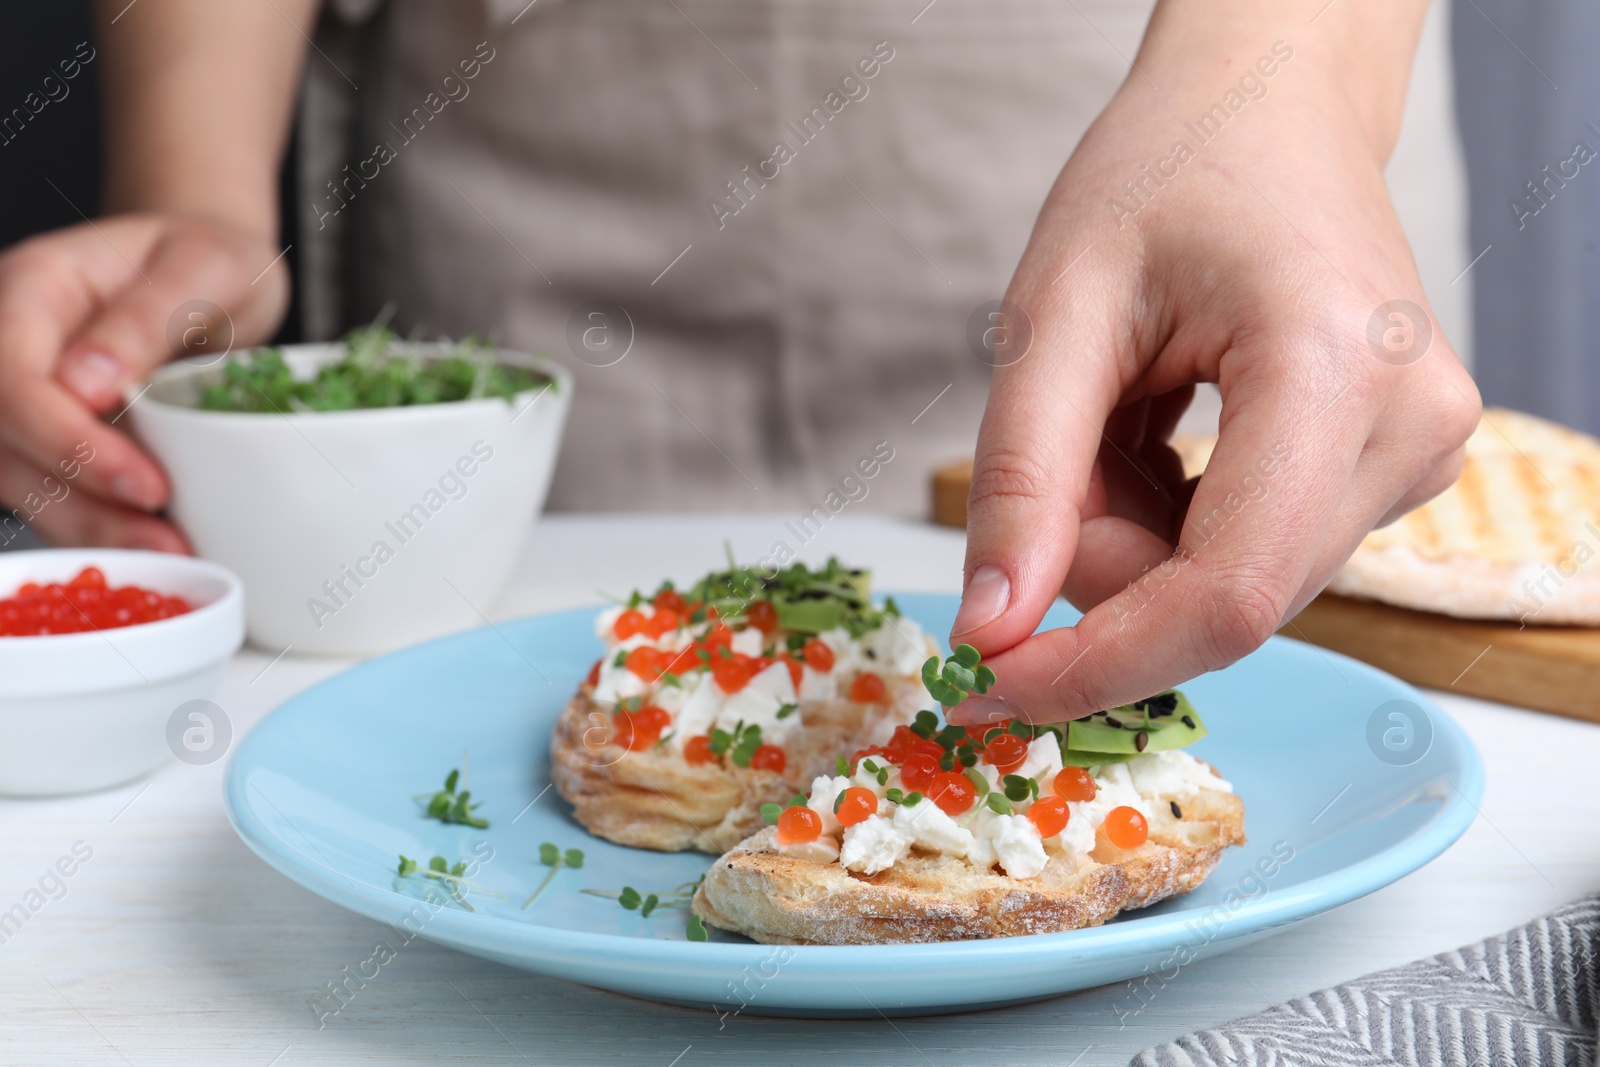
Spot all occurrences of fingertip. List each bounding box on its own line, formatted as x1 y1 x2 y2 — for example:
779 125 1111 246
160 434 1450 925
118 520 192 555
949 564 1010 640
57 347 128 411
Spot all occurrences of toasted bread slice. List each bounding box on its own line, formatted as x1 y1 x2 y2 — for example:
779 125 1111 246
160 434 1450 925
1176 409 1600 624
693 785 1245 944
551 675 929 854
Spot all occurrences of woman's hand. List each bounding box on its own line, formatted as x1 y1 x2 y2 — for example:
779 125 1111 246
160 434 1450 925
949 4 1481 725
0 213 287 549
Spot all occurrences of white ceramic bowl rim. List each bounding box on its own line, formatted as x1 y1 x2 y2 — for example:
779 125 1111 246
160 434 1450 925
0 548 245 696
133 343 573 425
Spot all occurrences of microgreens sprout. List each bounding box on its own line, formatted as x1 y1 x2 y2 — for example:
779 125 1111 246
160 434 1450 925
417 767 489 829
395 853 503 911
759 793 810 824
708 721 764 767
1002 774 1039 803
584 876 708 939
199 320 552 413
921 644 996 709
522 843 585 908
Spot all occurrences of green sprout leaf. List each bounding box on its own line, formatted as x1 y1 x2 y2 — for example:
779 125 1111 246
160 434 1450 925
418 766 489 828
760 803 783 824
687 914 709 942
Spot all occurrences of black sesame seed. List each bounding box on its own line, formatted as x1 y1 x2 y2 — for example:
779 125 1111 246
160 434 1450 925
1170 801 1182 818
1105 715 1123 729
1181 714 1196 729
1135 731 1148 752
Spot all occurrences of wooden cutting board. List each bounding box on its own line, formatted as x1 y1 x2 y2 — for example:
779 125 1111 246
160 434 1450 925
931 459 1600 725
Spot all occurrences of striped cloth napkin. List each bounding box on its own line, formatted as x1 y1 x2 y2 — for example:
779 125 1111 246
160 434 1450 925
1131 895 1598 1067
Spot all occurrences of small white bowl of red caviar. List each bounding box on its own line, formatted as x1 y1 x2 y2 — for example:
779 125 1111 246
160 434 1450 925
0 549 243 795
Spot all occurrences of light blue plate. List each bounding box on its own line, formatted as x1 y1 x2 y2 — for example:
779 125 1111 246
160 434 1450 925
224 594 1482 1016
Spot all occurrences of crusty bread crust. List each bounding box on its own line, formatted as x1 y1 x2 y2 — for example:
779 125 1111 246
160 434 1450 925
550 676 928 854
692 786 1246 944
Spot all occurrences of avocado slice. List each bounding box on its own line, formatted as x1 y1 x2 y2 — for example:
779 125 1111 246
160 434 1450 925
773 597 846 634
1067 695 1207 754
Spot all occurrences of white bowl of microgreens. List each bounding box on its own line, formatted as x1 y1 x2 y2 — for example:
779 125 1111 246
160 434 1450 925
129 327 571 656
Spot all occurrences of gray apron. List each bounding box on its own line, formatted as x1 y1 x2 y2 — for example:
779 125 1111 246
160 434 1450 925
299 0 1152 514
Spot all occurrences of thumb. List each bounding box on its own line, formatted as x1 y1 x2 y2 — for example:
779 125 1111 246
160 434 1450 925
953 284 1125 656
56 225 279 412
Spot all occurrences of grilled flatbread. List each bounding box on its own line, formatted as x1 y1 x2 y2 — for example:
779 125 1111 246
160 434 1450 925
1176 409 1600 625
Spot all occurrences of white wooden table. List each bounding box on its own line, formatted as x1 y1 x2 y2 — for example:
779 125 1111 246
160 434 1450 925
3 514 1595 1066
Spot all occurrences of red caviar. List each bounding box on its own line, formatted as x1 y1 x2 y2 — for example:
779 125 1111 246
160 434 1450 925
745 599 779 635
614 705 671 751
1027 796 1071 838
684 735 717 765
849 672 888 704
624 646 669 682
1052 766 1097 802
801 638 835 673
982 733 1028 774
835 786 879 826
928 771 977 815
652 588 688 614
642 607 680 639
775 805 822 845
710 653 759 693
1103 806 1149 850
0 567 192 637
898 753 940 792
613 608 647 640
749 744 787 773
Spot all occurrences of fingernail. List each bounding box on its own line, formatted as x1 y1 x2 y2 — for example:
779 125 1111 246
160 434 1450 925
951 565 1009 636
947 696 1013 726
110 473 157 510
59 350 126 406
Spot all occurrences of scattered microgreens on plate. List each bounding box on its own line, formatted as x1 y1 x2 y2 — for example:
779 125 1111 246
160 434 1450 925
416 767 489 829
395 854 503 911
522 842 584 908
584 875 703 918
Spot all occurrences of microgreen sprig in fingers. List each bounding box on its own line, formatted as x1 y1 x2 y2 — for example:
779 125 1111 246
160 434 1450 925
416 767 489 829
922 644 996 709
522 843 584 908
